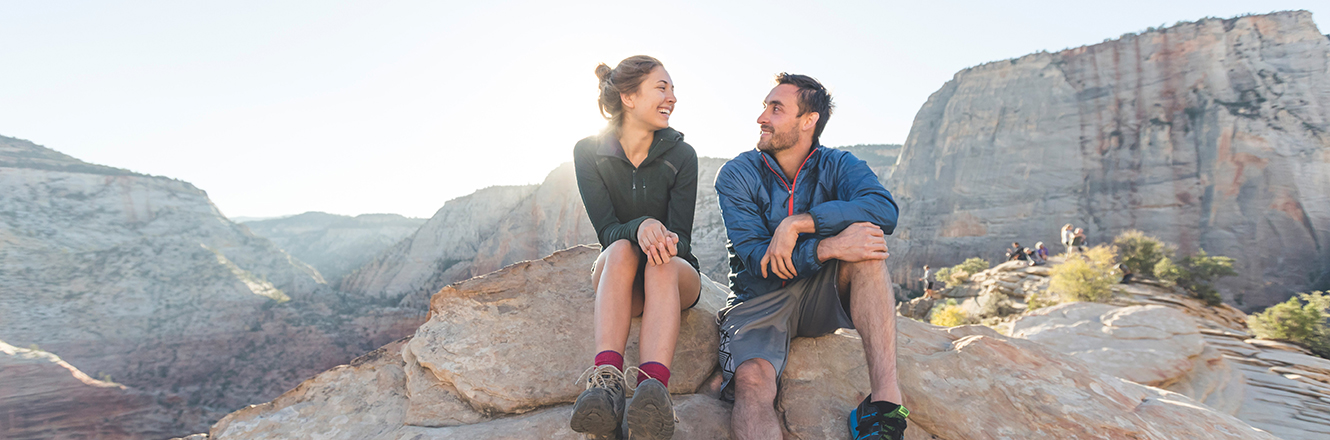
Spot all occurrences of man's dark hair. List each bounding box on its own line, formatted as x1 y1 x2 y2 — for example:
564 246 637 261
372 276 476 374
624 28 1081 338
775 73 834 146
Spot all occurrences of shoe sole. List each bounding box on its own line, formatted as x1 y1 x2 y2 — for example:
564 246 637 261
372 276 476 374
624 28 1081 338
571 388 622 439
625 380 674 440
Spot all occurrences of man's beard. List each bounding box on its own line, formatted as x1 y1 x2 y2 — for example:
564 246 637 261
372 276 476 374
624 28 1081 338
757 124 799 153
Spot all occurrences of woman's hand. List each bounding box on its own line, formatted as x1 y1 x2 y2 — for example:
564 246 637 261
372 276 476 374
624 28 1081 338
637 218 678 266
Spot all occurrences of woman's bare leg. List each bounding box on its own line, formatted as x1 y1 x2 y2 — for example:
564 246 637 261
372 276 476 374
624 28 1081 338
592 240 645 355
638 256 701 367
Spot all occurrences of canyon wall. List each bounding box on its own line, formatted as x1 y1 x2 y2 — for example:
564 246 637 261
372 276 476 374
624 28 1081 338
0 135 419 436
889 11 1330 310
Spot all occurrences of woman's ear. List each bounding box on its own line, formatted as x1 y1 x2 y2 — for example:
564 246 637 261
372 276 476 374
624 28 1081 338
621 92 635 110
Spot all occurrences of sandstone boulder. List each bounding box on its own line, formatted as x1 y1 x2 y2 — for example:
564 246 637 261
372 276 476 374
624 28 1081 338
404 245 725 415
202 247 1276 440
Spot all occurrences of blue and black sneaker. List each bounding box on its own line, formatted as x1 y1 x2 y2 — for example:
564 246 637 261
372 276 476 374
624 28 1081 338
847 395 909 440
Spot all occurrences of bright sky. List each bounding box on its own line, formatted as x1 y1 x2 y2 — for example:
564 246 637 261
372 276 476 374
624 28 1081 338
2 1 1325 219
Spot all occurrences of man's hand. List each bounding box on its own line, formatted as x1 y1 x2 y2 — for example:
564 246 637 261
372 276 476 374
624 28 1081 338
637 218 678 266
817 222 889 263
761 213 815 280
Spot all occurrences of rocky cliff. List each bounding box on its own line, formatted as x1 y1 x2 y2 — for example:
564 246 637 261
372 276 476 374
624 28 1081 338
0 135 419 437
889 11 1330 310
241 212 426 285
186 246 1280 440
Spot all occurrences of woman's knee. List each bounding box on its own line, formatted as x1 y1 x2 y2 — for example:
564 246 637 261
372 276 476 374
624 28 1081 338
602 239 641 266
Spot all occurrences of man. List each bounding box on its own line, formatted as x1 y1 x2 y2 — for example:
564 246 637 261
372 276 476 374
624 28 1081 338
714 73 907 440
919 265 937 299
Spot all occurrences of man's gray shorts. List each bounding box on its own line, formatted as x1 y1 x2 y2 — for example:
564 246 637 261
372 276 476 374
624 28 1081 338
717 261 853 401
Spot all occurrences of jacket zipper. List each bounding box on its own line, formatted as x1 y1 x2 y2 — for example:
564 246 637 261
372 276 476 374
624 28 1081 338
628 137 661 208
760 148 818 216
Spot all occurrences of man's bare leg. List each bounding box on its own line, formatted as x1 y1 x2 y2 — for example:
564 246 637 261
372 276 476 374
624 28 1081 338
731 358 782 440
839 259 903 404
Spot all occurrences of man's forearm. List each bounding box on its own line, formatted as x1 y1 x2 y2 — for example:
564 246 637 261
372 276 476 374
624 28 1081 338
816 235 840 263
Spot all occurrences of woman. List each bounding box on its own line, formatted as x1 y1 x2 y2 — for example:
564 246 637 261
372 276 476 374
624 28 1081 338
570 55 701 440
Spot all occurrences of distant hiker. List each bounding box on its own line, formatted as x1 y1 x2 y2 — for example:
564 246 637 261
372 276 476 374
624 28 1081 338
1118 263 1134 284
919 265 939 299
1023 248 1039 266
1035 242 1050 261
1072 228 1088 252
1006 242 1027 262
571 55 700 440
715 73 909 440
1061 224 1075 253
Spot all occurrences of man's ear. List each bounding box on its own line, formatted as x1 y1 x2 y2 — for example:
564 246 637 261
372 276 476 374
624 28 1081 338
621 92 635 110
801 111 820 132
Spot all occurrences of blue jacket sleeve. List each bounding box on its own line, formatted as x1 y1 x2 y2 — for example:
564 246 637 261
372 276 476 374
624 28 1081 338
806 152 899 237
716 162 824 279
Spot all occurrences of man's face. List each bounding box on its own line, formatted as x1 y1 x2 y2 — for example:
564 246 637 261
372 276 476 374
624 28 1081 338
756 84 805 153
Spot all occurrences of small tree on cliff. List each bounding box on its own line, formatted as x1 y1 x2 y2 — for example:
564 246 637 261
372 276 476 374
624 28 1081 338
933 258 990 289
1154 249 1236 306
1049 245 1119 303
1113 230 1173 277
1248 292 1330 359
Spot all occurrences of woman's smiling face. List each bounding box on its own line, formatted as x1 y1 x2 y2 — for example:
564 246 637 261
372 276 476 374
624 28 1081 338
622 67 675 131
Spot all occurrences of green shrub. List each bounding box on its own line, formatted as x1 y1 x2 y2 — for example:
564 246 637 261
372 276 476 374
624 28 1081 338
1113 230 1173 276
1049 244 1118 303
933 257 991 288
1248 292 1330 358
1154 249 1236 306
930 299 969 327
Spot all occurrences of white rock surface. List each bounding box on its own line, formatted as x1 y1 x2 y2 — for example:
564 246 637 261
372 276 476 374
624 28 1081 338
1012 302 1205 386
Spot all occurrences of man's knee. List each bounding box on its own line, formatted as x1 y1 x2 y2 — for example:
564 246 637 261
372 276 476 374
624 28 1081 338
733 359 778 402
839 258 887 280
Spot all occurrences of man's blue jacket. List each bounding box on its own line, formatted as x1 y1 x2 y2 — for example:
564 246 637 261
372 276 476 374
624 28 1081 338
714 145 899 304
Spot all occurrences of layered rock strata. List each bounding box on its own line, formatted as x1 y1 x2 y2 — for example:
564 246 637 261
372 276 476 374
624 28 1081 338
197 246 1275 440
0 340 175 440
890 11 1330 310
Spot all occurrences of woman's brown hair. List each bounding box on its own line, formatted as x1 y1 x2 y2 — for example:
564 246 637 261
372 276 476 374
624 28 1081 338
596 55 664 130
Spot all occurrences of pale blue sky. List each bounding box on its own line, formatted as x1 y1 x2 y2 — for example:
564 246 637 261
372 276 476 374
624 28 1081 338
2 1 1325 218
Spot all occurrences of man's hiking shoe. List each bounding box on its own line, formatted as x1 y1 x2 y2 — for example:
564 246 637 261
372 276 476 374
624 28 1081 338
847 395 909 440
571 365 627 439
624 377 676 440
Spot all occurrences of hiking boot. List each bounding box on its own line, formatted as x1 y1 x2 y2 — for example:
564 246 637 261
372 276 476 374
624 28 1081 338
625 377 675 440
571 364 627 439
847 395 909 440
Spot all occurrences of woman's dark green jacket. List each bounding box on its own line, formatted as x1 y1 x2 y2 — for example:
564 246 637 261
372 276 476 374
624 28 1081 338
573 127 699 270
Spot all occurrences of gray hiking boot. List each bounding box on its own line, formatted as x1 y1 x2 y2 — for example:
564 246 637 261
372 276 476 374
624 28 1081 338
625 376 676 440
571 364 627 439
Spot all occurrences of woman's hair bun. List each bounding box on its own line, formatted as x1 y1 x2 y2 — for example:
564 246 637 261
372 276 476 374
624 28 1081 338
594 63 613 83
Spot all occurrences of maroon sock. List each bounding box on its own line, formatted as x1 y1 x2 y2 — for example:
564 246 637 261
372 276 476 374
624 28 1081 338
594 350 624 371
636 362 671 387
